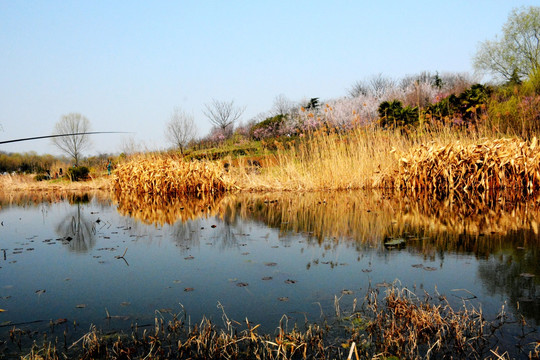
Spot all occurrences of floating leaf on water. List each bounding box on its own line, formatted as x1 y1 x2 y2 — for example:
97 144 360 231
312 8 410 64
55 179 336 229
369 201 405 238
376 282 391 288
264 262 277 267
520 273 535 278
278 297 289 302
423 267 437 271
76 304 86 308
184 256 195 260
173 280 182 284
241 252 249 255
55 318 67 325
271 246 279 248
64 278 71 281
236 282 249 287
121 302 131 306
341 289 353 295
262 277 273 281
412 264 424 268
284 279 297 284
184 287 194 292
384 238 406 246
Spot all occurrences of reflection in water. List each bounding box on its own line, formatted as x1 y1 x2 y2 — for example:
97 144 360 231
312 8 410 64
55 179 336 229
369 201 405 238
55 203 96 252
113 191 225 225
114 189 539 322
0 190 111 208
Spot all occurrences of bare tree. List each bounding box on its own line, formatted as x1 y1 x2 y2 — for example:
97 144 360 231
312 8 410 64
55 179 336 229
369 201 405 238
165 107 198 154
272 94 294 115
203 99 245 136
51 113 92 166
348 73 396 98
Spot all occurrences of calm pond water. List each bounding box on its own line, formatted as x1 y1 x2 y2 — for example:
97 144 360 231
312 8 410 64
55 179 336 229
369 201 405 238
0 190 538 356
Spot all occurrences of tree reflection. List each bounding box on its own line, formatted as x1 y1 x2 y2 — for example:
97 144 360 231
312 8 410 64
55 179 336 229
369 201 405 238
477 230 540 324
56 202 96 253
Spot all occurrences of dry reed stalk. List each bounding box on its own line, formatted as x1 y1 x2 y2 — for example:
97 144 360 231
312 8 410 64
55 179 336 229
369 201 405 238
386 137 540 194
21 285 521 359
113 156 236 197
233 126 489 192
230 127 414 191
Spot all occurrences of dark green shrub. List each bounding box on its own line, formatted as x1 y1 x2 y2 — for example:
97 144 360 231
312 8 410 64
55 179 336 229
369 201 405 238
378 100 419 128
34 174 49 181
67 166 90 181
425 84 491 124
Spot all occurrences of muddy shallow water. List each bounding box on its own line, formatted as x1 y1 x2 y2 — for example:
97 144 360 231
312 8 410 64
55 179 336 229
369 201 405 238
0 190 538 356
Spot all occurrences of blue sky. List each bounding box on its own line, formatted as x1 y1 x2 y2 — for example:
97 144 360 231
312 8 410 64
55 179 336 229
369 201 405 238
1 1 538 156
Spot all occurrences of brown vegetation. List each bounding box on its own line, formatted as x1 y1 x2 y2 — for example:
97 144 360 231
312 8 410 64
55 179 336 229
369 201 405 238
18 285 529 360
112 156 236 197
384 137 540 194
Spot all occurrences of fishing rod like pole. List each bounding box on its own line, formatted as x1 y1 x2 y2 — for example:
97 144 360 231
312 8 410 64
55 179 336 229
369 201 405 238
0 131 130 145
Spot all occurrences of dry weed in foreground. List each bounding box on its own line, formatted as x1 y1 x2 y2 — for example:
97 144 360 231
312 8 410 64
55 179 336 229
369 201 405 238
351 286 494 359
384 137 540 194
17 286 530 360
112 156 236 196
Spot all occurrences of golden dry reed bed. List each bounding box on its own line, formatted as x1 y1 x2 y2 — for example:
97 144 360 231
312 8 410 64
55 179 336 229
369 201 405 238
112 156 236 196
386 137 540 193
109 127 466 194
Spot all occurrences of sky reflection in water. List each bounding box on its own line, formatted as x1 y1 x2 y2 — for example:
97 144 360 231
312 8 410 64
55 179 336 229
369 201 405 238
0 190 538 351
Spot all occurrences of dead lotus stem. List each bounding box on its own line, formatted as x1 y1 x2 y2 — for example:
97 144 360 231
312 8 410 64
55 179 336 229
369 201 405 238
113 157 235 197
386 137 540 194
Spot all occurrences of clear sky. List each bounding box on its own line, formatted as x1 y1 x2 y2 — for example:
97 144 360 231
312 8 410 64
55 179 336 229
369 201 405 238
1 1 538 156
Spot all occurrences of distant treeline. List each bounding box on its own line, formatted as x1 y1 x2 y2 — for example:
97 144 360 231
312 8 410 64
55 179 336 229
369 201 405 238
0 151 113 174
0 151 57 174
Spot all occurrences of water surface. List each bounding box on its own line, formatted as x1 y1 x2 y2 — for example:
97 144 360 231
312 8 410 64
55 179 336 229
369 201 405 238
0 190 538 356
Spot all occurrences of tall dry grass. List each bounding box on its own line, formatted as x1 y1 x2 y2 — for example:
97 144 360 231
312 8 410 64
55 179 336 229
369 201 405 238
230 126 489 191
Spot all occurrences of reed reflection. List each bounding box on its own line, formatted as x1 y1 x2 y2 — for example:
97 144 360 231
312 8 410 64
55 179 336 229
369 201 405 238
112 191 225 226
114 189 539 320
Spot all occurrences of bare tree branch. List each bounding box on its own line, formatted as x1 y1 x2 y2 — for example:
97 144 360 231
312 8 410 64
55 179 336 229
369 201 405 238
51 113 92 166
203 99 245 136
165 107 198 154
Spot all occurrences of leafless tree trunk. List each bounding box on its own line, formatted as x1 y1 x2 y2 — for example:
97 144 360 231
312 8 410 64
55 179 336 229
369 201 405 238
203 99 245 136
272 94 294 115
165 107 198 154
51 113 92 166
